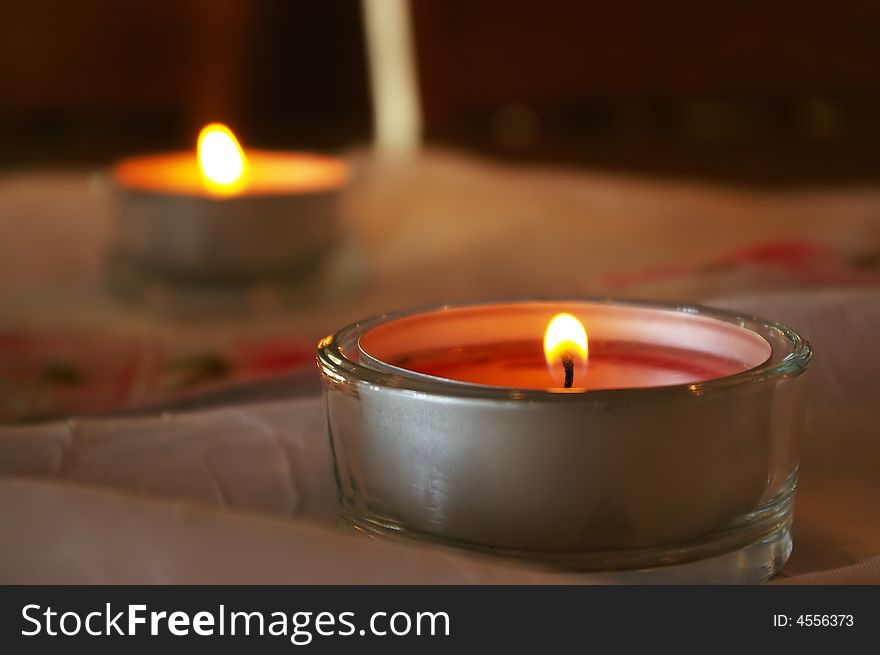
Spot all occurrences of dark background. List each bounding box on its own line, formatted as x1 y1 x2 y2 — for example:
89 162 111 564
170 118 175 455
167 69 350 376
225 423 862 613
4 0 880 185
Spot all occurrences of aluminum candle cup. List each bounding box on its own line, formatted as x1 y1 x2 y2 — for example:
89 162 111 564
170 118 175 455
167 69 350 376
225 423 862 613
110 150 348 282
317 300 812 582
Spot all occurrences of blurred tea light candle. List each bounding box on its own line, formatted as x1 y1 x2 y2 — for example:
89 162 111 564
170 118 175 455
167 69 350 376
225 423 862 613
318 300 813 582
110 123 348 281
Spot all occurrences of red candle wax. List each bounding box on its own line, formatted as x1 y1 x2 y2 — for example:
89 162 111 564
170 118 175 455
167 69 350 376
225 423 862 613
383 339 745 390
358 303 771 391
113 150 347 196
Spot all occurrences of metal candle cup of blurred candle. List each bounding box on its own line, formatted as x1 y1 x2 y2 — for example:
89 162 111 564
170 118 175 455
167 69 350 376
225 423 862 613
317 300 812 582
109 124 348 282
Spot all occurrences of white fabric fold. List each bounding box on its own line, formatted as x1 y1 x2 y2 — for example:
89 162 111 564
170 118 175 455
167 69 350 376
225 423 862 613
0 478 565 584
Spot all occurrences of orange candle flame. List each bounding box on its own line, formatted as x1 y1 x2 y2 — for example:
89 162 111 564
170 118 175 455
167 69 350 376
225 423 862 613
544 313 589 388
197 123 248 195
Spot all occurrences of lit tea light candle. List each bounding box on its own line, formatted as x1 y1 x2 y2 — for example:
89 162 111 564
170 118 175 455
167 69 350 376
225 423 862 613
109 124 348 281
318 299 812 582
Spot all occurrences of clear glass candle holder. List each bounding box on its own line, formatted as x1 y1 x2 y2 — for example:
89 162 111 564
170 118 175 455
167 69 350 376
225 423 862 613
316 299 812 583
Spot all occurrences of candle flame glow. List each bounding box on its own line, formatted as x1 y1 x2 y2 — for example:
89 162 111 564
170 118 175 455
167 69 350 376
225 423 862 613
197 123 248 195
544 313 589 386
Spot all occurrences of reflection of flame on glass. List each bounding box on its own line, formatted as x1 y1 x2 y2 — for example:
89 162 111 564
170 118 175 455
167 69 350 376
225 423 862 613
544 313 588 388
197 123 248 195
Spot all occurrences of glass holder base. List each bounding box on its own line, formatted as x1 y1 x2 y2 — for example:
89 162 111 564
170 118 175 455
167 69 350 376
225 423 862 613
341 486 794 584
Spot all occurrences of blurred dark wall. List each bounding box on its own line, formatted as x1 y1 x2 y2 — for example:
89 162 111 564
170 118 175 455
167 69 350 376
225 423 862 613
4 0 880 184
0 0 371 164
412 0 880 184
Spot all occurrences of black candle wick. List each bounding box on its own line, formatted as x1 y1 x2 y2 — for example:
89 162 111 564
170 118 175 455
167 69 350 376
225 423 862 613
561 353 574 389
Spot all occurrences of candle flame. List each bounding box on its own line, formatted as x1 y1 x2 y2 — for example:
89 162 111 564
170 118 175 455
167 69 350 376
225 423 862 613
197 123 248 195
544 313 588 385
